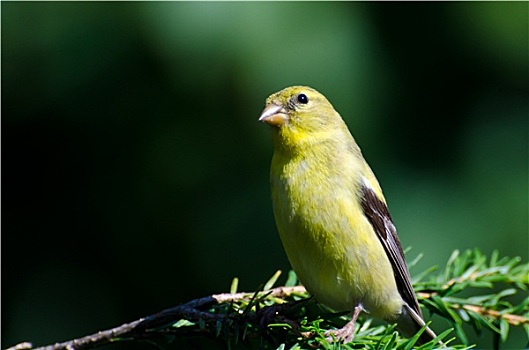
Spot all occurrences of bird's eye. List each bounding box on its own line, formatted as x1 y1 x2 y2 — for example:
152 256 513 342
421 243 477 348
297 93 309 104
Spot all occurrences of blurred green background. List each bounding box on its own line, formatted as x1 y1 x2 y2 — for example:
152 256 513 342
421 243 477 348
3 2 527 349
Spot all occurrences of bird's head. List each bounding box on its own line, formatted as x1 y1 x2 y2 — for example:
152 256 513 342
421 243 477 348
259 86 346 150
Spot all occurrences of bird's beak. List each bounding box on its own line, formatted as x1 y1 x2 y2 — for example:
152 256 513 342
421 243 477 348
259 104 289 126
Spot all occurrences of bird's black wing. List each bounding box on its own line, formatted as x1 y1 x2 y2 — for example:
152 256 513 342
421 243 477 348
360 184 422 317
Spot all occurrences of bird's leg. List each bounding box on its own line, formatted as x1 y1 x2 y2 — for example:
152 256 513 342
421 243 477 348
325 305 362 343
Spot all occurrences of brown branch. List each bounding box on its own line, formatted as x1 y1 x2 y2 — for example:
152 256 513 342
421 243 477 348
5 286 308 350
417 291 529 327
459 305 529 326
213 285 306 303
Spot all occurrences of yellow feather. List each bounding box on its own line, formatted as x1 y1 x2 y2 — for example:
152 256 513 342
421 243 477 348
260 86 437 344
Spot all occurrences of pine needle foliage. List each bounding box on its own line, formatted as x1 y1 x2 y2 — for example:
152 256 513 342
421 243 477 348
161 249 528 350
413 249 529 349
7 249 528 350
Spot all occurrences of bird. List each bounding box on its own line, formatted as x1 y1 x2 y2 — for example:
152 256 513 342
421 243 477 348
259 86 438 345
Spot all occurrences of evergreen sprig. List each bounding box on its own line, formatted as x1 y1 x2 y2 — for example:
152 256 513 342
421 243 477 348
413 249 528 348
6 249 528 350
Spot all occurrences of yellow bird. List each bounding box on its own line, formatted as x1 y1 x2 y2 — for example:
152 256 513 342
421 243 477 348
259 86 437 344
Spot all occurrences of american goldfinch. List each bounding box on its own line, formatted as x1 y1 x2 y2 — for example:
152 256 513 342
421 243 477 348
259 86 437 344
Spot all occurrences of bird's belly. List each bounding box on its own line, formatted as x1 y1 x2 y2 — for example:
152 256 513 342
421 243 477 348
291 252 358 312
273 188 403 317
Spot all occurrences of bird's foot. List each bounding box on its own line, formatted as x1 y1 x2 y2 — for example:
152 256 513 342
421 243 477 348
324 318 356 343
324 305 362 343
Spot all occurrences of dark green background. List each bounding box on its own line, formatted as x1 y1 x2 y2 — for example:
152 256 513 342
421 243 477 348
3 2 527 349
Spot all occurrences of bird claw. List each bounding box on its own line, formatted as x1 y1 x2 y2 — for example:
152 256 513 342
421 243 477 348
324 322 356 344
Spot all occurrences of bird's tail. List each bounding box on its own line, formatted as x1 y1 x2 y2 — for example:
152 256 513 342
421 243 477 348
396 303 440 346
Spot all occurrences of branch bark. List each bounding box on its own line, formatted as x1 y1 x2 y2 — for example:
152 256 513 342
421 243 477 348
6 286 307 350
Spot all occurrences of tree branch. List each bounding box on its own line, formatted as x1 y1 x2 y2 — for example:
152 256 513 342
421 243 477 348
6 286 307 350
6 250 528 350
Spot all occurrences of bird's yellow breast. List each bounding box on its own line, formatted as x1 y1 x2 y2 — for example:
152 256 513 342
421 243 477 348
270 144 403 318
